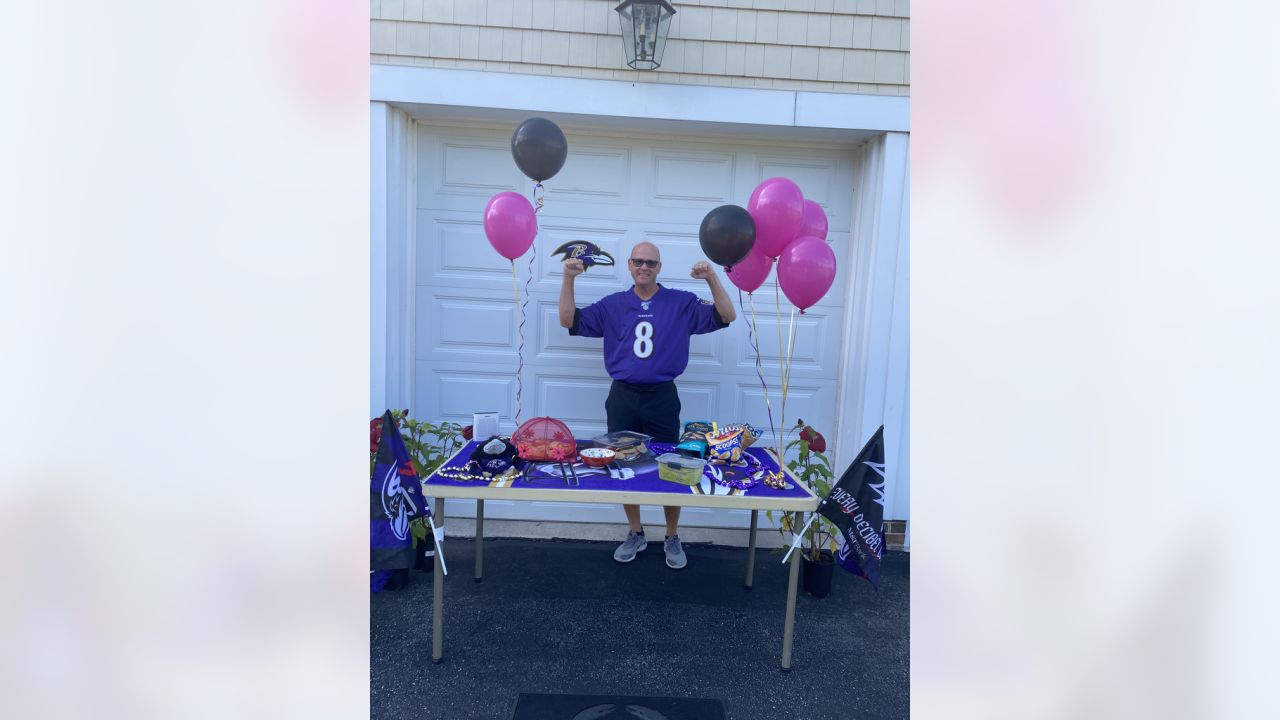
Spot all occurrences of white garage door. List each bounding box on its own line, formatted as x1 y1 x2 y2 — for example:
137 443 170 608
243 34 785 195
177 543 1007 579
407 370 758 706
413 121 856 527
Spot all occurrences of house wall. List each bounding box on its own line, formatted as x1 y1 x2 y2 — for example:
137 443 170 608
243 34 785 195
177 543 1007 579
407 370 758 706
370 0 909 96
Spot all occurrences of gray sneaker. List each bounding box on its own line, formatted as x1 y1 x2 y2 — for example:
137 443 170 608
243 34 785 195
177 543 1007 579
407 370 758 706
664 535 687 570
613 531 648 563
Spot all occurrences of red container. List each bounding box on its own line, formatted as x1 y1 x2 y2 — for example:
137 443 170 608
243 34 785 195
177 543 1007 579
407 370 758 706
579 447 616 467
512 417 577 461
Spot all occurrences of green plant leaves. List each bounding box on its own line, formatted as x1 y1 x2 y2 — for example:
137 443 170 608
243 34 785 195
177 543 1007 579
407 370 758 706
771 425 840 559
374 411 468 480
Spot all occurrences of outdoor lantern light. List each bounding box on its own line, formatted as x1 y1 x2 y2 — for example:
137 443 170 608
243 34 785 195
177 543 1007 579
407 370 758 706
615 0 676 71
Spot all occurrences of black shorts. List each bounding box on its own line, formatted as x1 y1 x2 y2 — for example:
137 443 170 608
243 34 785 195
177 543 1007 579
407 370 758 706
605 380 681 443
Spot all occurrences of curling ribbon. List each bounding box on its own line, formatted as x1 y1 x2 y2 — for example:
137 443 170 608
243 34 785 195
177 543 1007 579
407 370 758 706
773 282 787 467
511 182 547 429
511 260 523 427
516 183 547 426
781 308 797 436
739 286 777 446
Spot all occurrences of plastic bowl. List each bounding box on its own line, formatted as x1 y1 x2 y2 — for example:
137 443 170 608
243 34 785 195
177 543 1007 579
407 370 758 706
579 447 616 468
591 431 653 460
657 453 706 486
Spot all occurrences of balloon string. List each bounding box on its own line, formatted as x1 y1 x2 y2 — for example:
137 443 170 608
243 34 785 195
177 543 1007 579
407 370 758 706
779 307 797 469
774 282 787 466
781 308 798 523
512 260 523 428
515 181 543 430
783 308 797 411
520 235 535 423
740 287 777 445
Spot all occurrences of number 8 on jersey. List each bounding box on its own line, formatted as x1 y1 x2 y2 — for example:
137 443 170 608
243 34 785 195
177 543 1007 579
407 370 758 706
633 321 654 359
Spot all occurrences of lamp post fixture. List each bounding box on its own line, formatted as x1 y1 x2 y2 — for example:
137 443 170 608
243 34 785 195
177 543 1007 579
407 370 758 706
614 0 677 71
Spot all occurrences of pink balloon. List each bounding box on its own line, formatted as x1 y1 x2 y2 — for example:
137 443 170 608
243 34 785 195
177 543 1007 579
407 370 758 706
482 191 537 260
725 246 774 294
777 236 836 312
747 178 804 259
800 199 828 240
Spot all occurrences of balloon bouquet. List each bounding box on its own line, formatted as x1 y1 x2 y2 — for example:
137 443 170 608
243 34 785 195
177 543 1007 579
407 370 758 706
485 118 834 471
698 178 837 489
481 118 569 427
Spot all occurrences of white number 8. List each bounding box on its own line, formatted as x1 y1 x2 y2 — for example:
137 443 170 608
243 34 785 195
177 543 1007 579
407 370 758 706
633 321 654 358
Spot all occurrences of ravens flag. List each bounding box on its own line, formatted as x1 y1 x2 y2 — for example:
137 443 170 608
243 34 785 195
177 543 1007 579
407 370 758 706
371 410 433 590
816 426 888 588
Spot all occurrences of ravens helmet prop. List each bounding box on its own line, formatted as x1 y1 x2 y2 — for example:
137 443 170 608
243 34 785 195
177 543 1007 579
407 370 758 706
552 241 615 269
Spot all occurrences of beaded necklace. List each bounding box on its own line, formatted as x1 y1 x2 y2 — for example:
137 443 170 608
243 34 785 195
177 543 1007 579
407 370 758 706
707 452 767 491
434 461 512 482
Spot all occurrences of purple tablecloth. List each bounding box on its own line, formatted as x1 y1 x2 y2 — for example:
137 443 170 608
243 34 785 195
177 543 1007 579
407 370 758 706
423 440 813 500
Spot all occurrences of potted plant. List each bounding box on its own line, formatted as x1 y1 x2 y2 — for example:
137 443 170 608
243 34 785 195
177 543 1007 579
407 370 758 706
780 420 839 598
371 410 470 574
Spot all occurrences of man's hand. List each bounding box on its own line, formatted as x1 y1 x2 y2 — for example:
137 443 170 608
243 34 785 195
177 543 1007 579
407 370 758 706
690 261 715 280
563 258 585 278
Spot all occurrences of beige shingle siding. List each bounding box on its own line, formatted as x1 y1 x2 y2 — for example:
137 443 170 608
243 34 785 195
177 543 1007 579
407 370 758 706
372 0 909 96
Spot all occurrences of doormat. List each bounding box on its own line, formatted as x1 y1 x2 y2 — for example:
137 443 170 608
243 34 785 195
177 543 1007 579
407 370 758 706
510 693 727 720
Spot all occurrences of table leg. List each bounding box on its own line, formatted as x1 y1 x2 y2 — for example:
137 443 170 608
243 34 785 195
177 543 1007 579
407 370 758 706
744 509 758 589
780 511 802 671
475 499 484 582
432 497 445 663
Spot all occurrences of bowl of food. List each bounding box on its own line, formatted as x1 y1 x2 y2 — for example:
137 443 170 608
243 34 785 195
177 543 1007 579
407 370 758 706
578 447 616 468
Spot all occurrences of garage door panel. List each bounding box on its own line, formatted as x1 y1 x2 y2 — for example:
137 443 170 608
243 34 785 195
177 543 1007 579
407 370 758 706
532 221 630 289
534 375 612 428
674 380 720 425
417 293 518 360
729 310 833 373
648 148 737 207
755 154 853 225
415 363 518 426
819 232 853 303
733 380 837 450
427 139 523 204
439 141 513 192
417 213 521 290
544 143 631 205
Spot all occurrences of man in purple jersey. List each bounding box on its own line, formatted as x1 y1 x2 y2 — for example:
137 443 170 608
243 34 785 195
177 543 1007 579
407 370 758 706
559 241 736 569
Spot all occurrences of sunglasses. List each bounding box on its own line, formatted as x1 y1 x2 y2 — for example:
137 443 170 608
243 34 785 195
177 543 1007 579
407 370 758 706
629 258 660 268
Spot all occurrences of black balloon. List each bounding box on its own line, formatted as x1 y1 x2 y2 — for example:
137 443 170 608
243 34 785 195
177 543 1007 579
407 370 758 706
699 204 756 268
510 117 568 183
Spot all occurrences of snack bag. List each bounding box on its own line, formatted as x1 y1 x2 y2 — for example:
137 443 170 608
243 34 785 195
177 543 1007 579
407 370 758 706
721 423 760 449
706 426 745 464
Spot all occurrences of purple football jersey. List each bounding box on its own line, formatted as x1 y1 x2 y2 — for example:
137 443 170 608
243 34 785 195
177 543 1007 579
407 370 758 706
570 284 729 383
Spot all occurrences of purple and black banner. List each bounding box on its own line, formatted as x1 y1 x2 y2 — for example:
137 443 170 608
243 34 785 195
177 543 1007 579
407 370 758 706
370 410 431 588
817 426 887 588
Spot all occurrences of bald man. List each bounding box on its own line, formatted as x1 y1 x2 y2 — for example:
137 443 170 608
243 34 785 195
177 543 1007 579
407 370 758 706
559 241 735 569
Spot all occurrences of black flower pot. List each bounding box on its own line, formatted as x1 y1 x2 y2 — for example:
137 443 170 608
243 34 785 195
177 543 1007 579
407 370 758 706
802 549 836 598
382 568 410 591
414 534 436 573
